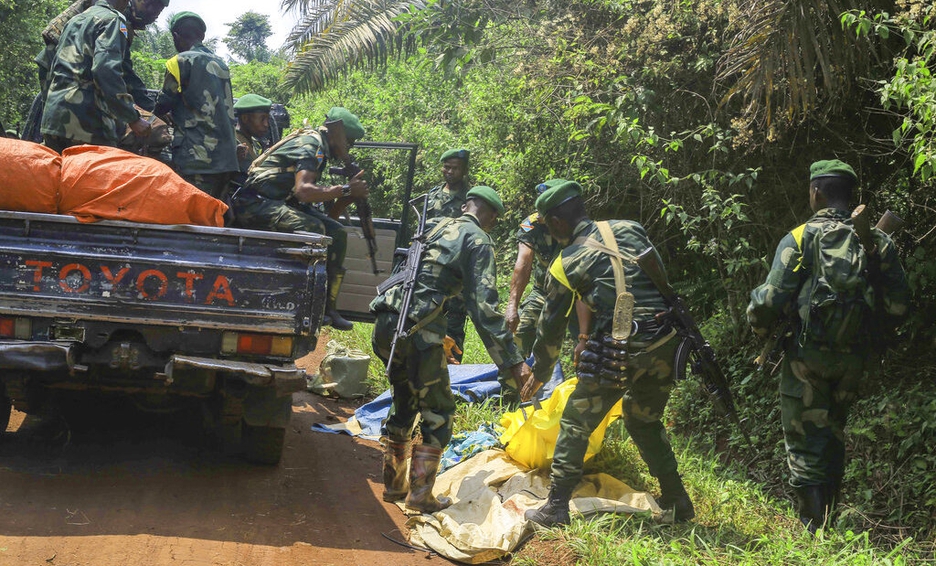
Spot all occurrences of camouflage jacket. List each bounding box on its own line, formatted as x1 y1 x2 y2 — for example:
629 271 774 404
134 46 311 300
40 0 140 145
530 218 667 382
242 130 328 200
235 127 263 173
370 214 523 370
155 44 238 175
747 207 909 346
516 211 559 292
424 182 468 221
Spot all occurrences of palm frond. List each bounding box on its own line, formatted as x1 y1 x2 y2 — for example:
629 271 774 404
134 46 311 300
717 0 876 128
282 0 424 95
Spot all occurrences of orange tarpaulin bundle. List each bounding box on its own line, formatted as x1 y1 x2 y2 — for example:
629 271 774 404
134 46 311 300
59 145 227 226
0 138 60 214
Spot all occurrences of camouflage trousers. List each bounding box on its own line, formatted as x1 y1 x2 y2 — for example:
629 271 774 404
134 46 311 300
780 347 864 488
551 332 679 493
231 192 347 270
372 311 456 449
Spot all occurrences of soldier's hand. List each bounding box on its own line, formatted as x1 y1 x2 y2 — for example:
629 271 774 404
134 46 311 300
236 143 249 160
443 335 462 364
348 169 369 199
519 373 542 403
573 338 587 366
512 362 529 392
129 118 152 138
505 304 519 333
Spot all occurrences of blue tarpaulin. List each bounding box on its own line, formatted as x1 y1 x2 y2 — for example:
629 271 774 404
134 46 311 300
311 358 564 439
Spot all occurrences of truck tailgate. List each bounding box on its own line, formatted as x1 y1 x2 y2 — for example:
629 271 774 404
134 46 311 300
0 212 329 335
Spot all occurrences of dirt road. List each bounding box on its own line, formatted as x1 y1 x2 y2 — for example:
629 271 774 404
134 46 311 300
0 389 452 566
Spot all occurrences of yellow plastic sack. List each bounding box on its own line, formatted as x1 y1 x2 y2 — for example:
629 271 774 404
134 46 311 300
499 378 622 469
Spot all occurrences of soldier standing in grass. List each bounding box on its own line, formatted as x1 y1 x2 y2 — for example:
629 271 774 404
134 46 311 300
371 186 525 513
154 12 238 201
40 0 152 153
520 180 695 526
747 160 909 532
423 148 471 362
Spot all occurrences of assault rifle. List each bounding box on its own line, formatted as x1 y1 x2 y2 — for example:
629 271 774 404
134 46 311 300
636 247 753 447
324 118 380 275
381 194 431 377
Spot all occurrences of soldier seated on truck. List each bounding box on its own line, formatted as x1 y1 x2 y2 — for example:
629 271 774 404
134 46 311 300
230 107 368 331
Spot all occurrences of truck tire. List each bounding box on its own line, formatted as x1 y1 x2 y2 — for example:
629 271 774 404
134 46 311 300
242 424 286 465
0 394 11 435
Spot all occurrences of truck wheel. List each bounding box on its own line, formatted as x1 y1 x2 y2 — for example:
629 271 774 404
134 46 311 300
0 395 11 435
242 424 286 465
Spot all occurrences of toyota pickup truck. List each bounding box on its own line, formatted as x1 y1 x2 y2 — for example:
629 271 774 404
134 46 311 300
0 141 418 464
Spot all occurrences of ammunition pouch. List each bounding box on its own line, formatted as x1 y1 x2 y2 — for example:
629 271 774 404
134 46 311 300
576 335 630 388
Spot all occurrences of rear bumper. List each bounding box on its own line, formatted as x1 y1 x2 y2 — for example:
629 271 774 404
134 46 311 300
0 341 305 397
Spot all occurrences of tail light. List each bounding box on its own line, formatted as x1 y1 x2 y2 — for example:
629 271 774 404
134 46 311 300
221 332 293 357
0 317 32 339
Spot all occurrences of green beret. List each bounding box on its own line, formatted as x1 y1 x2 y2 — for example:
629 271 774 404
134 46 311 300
809 159 857 182
535 178 568 194
466 186 505 215
536 180 582 215
169 11 205 34
440 148 470 164
326 107 365 141
234 94 272 115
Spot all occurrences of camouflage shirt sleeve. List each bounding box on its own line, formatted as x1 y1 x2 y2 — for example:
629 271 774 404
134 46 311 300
747 231 804 334
461 228 523 370
91 15 139 125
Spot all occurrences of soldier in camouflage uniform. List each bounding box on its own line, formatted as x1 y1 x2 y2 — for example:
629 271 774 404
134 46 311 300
233 94 272 174
423 148 471 362
36 0 168 112
231 107 368 331
747 160 909 532
521 181 694 527
40 0 152 153
154 12 238 200
371 186 525 513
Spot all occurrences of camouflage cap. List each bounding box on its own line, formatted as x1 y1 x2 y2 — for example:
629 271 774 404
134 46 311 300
810 159 857 182
466 185 505 215
169 11 206 34
440 148 470 164
535 180 582 215
325 107 365 141
535 178 568 194
234 94 272 115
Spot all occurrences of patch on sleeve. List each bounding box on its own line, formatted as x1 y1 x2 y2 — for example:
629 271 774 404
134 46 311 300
520 213 539 232
315 146 325 166
119 22 128 38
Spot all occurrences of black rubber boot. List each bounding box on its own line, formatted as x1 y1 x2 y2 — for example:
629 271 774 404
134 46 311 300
382 438 410 503
656 472 695 523
794 484 828 534
525 484 573 527
405 444 452 513
325 268 353 331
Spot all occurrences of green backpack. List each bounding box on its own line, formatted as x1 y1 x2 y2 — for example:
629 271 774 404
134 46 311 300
796 218 875 350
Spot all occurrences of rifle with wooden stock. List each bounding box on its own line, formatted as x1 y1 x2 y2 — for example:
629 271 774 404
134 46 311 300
379 194 431 377
636 247 753 447
324 118 380 275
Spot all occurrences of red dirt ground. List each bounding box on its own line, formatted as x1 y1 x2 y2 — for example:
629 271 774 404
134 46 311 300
0 336 452 566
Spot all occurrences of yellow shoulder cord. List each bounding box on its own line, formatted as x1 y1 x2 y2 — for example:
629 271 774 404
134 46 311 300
791 222 808 272
165 56 182 93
